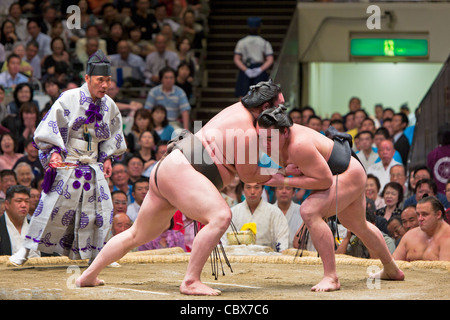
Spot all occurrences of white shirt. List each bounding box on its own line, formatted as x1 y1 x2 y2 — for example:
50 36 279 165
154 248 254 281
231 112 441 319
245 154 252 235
367 158 401 192
4 212 39 257
126 201 140 222
225 199 289 252
234 35 273 65
356 149 379 170
274 201 303 248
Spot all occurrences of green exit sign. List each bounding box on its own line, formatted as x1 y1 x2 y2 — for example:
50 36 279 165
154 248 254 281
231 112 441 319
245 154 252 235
351 39 428 57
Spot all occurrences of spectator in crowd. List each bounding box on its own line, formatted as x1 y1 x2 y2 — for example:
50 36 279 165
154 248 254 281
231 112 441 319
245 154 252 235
0 169 17 199
150 104 175 141
138 217 186 251
14 162 34 189
176 61 194 104
392 112 410 166
127 177 149 222
367 139 401 191
355 131 378 170
0 86 7 123
393 196 450 261
375 182 404 235
111 190 128 215
7 3 28 41
288 108 302 125
144 33 180 86
0 133 23 171
274 185 303 248
225 182 289 252
111 163 134 204
221 174 243 208
111 212 132 237
26 19 52 60
0 43 33 77
365 174 385 210
400 205 419 232
109 39 146 86
387 216 406 246
0 185 39 257
142 139 168 178
135 130 157 172
306 115 322 133
126 108 159 154
131 0 159 41
389 164 408 199
24 41 41 80
1 19 21 57
175 9 204 52
336 208 396 258
42 37 71 79
0 54 28 89
75 25 108 68
153 3 180 34
145 66 191 130
126 155 145 185
403 178 449 209
128 26 155 59
103 21 124 55
4 82 39 117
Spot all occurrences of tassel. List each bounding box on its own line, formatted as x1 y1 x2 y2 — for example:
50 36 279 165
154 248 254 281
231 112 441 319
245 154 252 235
42 167 57 194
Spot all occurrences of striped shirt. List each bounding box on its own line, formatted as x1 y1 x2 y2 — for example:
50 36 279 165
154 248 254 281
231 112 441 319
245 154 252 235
144 85 191 121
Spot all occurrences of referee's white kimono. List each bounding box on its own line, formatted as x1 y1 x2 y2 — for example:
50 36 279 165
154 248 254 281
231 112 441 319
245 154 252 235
23 83 127 260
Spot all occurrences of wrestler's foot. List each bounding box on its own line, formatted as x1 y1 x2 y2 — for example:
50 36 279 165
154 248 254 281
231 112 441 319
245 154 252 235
180 280 221 296
311 276 340 292
75 274 105 287
369 261 405 281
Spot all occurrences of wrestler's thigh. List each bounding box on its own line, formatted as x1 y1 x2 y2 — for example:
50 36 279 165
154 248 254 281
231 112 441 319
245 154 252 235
335 192 367 232
156 150 231 225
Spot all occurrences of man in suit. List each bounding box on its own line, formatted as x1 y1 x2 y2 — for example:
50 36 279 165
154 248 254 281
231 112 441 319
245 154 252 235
392 112 410 165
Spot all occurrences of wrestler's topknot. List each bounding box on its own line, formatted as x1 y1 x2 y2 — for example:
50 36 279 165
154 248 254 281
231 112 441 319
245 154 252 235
241 79 281 109
257 104 293 129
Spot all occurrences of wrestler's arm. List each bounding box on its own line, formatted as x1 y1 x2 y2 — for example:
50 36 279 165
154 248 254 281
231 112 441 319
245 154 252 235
282 143 333 190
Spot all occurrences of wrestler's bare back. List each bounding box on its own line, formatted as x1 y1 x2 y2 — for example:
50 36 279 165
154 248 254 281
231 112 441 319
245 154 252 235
195 101 270 186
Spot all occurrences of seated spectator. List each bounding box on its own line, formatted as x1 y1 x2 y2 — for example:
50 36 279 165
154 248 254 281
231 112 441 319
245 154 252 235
103 21 124 55
375 182 404 234
41 76 61 114
4 83 40 120
153 3 180 34
145 66 191 130
27 187 40 220
150 104 175 141
389 164 408 200
373 127 403 164
42 37 71 80
176 36 198 77
274 185 303 248
0 43 33 77
387 216 406 246
355 131 377 170
221 174 243 208
138 217 186 252
160 23 177 52
288 108 302 125
144 33 180 86
24 40 41 80
175 9 205 52
10 102 40 153
394 196 450 261
110 212 133 239
176 61 194 104
75 25 108 69
126 177 149 222
401 205 419 232
25 19 52 60
336 208 396 258
127 156 145 185
365 174 385 210
111 190 128 215
367 139 401 191
13 162 34 189
306 115 322 133
6 3 28 42
0 133 23 171
0 86 8 123
128 26 155 59
0 185 39 257
403 178 449 209
0 54 28 89
135 131 157 172
392 112 410 166
131 0 159 41
0 169 17 199
224 182 289 252
1 19 21 57
126 108 159 154
111 163 134 204
109 40 146 86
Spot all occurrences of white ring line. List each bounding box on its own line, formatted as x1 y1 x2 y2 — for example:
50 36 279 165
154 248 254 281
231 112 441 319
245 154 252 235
108 286 170 295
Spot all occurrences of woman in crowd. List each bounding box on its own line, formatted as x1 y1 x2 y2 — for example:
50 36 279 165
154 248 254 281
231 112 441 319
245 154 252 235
375 181 404 234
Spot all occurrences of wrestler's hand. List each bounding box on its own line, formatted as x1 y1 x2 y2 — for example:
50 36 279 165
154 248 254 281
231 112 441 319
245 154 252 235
285 164 302 176
103 158 112 178
50 152 62 164
263 173 286 187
